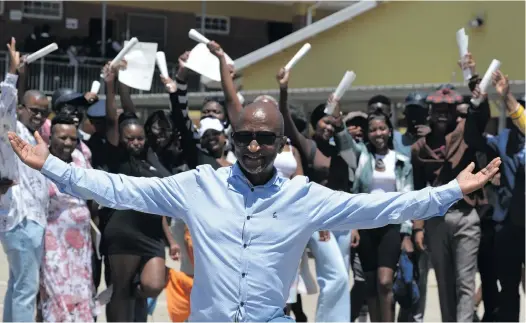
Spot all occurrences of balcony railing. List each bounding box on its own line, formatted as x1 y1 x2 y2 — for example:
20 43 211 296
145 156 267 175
0 51 201 94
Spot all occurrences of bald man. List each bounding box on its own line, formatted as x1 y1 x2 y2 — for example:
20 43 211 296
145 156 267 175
8 100 501 322
1 38 50 322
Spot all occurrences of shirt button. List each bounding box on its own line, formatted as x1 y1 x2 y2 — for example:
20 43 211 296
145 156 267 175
246 216 251 220
243 243 247 248
240 302 245 306
242 273 246 277
250 188 254 192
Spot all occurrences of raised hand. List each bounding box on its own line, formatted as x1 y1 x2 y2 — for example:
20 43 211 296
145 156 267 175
178 51 190 69
207 41 224 58
458 52 476 75
160 75 177 93
471 85 487 107
456 158 501 195
276 68 289 89
6 37 20 74
112 59 128 73
84 92 99 104
492 70 510 97
8 131 50 171
101 62 116 83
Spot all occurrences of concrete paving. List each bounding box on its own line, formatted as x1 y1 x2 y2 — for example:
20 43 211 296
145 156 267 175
0 249 523 322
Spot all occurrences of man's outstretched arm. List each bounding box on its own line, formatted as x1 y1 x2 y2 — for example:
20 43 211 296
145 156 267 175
41 155 195 219
308 158 501 231
8 130 197 220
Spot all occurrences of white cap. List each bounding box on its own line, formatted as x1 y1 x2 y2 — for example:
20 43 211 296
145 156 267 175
199 117 224 138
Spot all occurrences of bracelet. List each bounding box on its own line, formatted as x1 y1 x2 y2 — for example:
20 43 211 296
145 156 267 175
508 103 523 119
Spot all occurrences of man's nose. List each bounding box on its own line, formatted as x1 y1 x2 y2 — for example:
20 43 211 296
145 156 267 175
248 140 260 153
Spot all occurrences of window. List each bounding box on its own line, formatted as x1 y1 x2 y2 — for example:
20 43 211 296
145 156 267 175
22 1 63 20
0 1 4 15
195 15 230 35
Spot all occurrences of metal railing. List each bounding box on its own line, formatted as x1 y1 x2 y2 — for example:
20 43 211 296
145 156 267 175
0 51 201 95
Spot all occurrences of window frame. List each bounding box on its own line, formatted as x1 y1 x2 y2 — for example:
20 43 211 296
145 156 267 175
21 1 64 20
195 14 231 35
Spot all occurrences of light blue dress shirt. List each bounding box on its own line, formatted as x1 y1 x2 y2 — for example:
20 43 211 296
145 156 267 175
41 155 463 322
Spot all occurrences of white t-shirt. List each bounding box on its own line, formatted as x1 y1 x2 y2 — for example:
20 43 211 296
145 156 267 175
370 149 397 194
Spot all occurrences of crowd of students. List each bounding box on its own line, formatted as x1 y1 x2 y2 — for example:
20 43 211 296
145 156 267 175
0 35 524 323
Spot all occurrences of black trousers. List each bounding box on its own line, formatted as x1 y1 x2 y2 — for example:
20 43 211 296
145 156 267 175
477 219 498 322
494 219 525 322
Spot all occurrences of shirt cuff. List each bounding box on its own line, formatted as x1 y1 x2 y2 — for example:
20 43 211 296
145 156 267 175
3 73 18 87
41 155 69 183
434 179 464 211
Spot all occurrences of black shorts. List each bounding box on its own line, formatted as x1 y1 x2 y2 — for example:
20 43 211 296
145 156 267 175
357 224 401 272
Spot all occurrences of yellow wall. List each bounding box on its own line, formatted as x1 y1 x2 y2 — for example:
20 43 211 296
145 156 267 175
83 1 333 23
242 1 525 90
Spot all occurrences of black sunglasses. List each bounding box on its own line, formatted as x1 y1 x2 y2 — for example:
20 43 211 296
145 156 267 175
22 105 50 117
231 131 282 146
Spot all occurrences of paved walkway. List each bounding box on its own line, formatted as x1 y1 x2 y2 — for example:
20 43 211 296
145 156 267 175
0 249 523 322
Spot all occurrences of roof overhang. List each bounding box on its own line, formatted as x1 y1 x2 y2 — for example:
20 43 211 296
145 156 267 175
100 81 526 110
234 0 380 71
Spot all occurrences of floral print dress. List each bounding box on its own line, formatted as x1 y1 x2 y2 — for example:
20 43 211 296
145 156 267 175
40 150 96 322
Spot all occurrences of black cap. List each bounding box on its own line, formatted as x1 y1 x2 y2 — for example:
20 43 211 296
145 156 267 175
404 92 428 109
367 95 391 116
51 88 89 112
436 83 456 91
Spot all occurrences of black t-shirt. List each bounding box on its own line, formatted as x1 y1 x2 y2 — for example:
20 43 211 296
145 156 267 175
197 149 222 170
86 132 114 171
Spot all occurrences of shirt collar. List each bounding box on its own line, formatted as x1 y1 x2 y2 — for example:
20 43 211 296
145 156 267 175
230 162 282 189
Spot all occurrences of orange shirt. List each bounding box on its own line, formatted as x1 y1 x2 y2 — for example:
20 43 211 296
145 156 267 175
166 226 194 322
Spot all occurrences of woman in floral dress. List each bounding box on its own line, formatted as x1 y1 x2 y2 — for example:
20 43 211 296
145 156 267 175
39 115 96 322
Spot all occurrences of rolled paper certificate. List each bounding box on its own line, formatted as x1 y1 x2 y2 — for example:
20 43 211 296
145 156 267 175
471 59 501 107
324 71 356 115
456 28 471 81
156 51 169 78
189 29 210 44
24 43 58 64
284 43 311 71
90 81 101 94
109 37 139 68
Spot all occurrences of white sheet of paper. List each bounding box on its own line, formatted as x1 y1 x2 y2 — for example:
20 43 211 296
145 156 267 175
185 43 234 82
90 220 102 260
118 41 158 91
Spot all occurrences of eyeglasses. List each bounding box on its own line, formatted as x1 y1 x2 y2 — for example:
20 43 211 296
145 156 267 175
22 105 50 117
231 131 281 146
